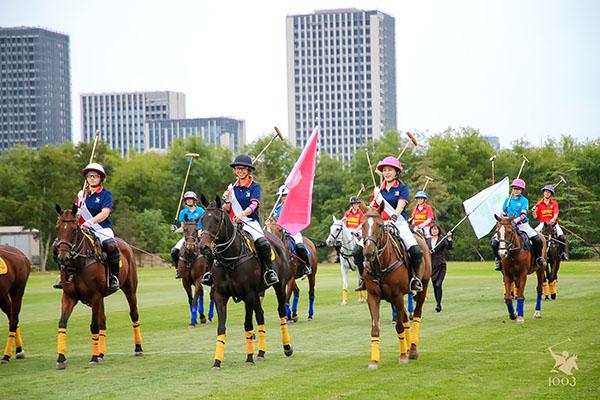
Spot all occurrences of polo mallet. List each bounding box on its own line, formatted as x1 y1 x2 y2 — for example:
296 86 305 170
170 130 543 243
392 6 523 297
489 155 497 183
554 175 567 189
422 175 434 192
80 130 101 204
364 148 378 188
252 127 286 163
356 183 366 197
174 152 200 222
397 131 418 160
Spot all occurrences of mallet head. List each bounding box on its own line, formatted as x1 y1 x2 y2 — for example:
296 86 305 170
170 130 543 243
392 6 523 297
522 154 530 163
274 127 285 141
425 175 434 182
185 152 200 158
406 131 418 146
489 155 497 161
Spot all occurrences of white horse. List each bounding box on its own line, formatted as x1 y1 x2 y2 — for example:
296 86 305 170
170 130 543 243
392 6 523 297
326 216 365 304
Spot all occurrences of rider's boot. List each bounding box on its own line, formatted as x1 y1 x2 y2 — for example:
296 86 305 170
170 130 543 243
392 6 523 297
171 248 181 279
408 245 424 292
531 235 547 269
353 244 366 291
255 237 279 286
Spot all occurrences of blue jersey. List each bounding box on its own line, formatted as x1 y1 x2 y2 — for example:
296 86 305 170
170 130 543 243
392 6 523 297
178 206 205 230
84 186 113 229
232 177 261 221
379 180 410 220
503 195 529 222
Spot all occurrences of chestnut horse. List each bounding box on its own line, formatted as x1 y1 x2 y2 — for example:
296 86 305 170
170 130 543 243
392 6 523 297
541 222 561 300
54 205 143 369
361 206 432 369
265 218 318 322
0 245 31 364
199 195 293 369
495 216 546 323
178 217 209 326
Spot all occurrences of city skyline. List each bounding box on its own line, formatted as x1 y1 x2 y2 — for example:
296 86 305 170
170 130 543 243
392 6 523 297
1 0 599 149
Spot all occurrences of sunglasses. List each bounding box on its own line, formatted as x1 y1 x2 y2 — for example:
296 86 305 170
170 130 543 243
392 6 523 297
86 174 101 179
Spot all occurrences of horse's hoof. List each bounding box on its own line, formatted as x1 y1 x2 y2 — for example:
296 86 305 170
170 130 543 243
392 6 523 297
88 361 98 367
188 324 196 329
544 296 549 300
283 345 293 357
0 358 9 365
533 311 542 319
200 315 207 324
212 360 222 370
399 354 409 364
341 300 347 305
292 315 299 323
551 294 556 300
516 317 524 324
409 350 419 360
55 362 67 370
15 351 25 360
208 318 213 323
509 313 517 320
257 350 266 360
368 361 379 370
409 313 413 320
307 315 313 321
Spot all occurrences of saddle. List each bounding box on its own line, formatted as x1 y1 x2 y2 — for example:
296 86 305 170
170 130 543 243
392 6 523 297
282 230 312 259
518 231 533 253
387 226 410 270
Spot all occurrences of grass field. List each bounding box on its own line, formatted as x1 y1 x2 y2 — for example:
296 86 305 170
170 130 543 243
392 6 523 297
1 261 599 399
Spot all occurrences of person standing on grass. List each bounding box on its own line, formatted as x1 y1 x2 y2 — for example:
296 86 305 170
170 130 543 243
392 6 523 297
427 223 452 312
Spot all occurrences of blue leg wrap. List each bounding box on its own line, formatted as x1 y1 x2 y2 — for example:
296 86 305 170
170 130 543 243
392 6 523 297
208 298 215 320
292 292 300 313
308 295 315 317
198 294 205 314
505 299 515 315
407 292 414 313
517 298 525 317
391 304 397 319
285 303 291 319
535 293 542 311
190 304 198 325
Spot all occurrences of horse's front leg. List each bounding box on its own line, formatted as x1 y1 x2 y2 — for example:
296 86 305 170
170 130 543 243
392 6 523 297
1 284 26 363
244 298 255 365
515 272 527 324
89 295 104 366
212 291 228 369
274 277 293 357
533 268 544 319
55 293 77 369
366 288 381 369
503 271 516 321
410 279 428 360
340 259 349 305
183 277 197 327
285 275 294 321
196 281 207 324
307 269 316 321
253 293 267 360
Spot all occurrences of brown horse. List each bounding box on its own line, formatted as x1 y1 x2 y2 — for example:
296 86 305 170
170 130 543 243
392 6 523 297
0 245 31 364
495 216 546 323
178 217 209 326
541 222 561 300
199 195 293 369
361 206 432 369
265 219 318 322
54 204 143 369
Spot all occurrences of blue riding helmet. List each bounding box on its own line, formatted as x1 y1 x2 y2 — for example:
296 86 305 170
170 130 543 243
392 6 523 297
415 191 428 199
541 185 555 195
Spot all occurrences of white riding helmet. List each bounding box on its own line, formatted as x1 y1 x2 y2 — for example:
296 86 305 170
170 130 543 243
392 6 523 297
81 162 106 179
183 191 198 201
276 185 289 196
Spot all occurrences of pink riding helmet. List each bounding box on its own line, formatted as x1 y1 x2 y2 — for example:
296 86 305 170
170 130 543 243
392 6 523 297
376 156 403 173
511 178 526 190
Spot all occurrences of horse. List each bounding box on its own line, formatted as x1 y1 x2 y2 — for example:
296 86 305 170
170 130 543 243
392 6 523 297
494 215 546 323
198 195 293 369
541 222 561 300
0 245 31 364
178 217 211 326
54 204 143 369
265 218 318 321
326 216 365 304
361 205 432 369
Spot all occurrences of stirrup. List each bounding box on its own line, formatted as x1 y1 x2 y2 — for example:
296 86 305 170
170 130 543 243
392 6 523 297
560 252 568 261
108 275 119 290
355 279 366 291
264 270 279 286
53 281 62 289
409 277 423 292
304 265 312 275
536 257 547 269
494 260 502 271
175 270 181 279
202 272 213 286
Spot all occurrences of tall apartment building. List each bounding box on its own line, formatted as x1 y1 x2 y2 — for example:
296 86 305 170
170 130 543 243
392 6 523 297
145 117 245 154
0 27 71 150
80 91 186 156
286 9 397 160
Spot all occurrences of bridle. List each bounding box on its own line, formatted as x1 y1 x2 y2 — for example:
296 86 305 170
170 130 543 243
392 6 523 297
328 221 354 258
497 220 521 254
200 206 246 264
56 217 89 261
363 214 390 261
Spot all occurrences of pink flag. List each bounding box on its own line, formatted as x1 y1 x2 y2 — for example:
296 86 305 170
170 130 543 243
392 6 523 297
278 126 320 235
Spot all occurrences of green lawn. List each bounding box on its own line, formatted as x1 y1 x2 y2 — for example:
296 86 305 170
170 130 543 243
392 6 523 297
1 261 599 399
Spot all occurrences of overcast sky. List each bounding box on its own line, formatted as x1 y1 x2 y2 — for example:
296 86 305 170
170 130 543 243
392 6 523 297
2 0 599 148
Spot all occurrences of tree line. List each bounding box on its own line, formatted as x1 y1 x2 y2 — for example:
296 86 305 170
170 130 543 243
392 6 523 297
1 127 598 270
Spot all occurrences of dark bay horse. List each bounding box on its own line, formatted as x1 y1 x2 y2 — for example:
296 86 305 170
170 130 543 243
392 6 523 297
178 217 209 326
265 218 318 322
541 222 561 300
361 206 432 369
495 216 546 323
55 205 143 369
199 195 293 369
0 245 31 364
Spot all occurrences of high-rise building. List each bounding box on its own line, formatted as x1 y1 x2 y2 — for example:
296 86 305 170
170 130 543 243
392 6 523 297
80 91 186 156
0 27 71 150
145 117 245 154
286 9 397 160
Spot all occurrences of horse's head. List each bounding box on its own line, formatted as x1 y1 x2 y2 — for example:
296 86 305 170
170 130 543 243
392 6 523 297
362 206 386 263
55 204 81 264
198 194 228 256
182 215 199 255
542 222 557 237
265 217 284 239
326 216 344 247
494 214 518 258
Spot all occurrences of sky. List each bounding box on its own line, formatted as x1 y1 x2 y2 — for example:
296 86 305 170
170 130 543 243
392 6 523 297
2 0 599 148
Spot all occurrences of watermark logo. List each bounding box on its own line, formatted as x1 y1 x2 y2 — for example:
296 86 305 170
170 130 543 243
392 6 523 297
547 338 578 387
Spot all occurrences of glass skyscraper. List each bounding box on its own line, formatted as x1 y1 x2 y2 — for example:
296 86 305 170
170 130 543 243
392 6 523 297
0 27 71 150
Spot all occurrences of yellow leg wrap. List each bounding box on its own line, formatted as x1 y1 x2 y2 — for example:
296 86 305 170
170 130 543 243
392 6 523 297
132 321 143 345
411 317 422 347
15 326 23 348
342 289 348 302
91 333 100 356
257 324 267 353
370 337 380 363
511 282 517 296
358 290 365 299
3 332 15 357
280 317 290 346
402 321 411 346
245 330 255 355
398 332 408 354
551 280 558 295
57 328 67 355
543 281 550 296
99 329 107 355
215 334 226 362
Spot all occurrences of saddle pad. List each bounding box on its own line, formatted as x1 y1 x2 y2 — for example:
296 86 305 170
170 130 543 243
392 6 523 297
519 231 532 253
285 236 312 258
0 257 7 275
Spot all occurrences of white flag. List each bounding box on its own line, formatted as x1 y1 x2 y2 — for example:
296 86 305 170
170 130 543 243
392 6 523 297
463 177 509 239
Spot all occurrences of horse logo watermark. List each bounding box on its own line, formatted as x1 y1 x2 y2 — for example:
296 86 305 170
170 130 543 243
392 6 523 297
547 338 578 387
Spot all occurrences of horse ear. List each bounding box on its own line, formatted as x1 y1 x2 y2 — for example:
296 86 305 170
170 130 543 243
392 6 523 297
184 214 189 222
71 203 78 215
494 213 501 222
200 194 209 207
377 202 385 215
214 195 222 208
332 215 337 223
55 204 62 215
